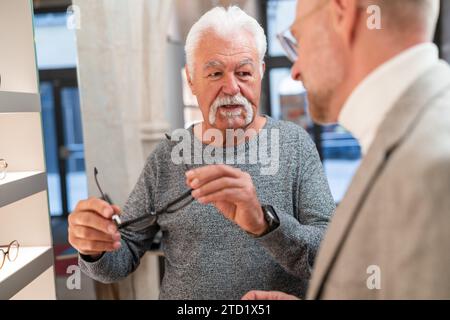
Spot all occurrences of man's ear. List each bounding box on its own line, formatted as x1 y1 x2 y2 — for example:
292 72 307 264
330 0 359 47
261 62 266 79
185 65 196 95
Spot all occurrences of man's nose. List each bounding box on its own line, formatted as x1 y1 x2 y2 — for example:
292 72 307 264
291 59 301 81
222 74 240 96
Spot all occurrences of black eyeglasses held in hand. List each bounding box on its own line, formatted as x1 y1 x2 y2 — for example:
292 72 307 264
94 167 195 233
0 240 19 270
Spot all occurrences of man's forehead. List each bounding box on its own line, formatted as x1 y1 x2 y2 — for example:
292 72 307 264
194 30 260 70
197 30 258 53
292 0 322 29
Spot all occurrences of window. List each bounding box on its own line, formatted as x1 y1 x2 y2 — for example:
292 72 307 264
34 11 87 216
263 0 362 203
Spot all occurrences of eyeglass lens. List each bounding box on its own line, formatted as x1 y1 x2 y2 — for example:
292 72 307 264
8 241 19 261
278 33 298 63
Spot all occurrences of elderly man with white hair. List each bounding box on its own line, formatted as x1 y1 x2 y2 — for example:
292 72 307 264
69 6 335 299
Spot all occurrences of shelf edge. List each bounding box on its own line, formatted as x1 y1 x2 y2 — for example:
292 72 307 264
0 91 40 113
0 247 53 300
0 172 47 208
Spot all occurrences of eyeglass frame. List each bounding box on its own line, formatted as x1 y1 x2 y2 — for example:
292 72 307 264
0 240 20 270
94 167 195 232
0 159 8 180
276 0 331 63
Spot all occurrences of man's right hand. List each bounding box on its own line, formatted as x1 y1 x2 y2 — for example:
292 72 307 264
68 197 122 258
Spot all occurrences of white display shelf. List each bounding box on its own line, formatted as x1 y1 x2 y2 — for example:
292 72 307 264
0 91 40 113
0 246 53 299
0 0 56 300
0 171 47 208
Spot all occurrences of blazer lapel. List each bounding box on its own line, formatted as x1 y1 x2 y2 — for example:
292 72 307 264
308 61 450 299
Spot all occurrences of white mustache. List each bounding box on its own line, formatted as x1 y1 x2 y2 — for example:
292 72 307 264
209 94 254 125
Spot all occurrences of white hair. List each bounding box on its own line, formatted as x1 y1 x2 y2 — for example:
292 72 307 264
185 6 267 77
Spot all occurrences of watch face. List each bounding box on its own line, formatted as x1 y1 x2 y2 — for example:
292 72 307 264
263 205 279 223
261 205 280 234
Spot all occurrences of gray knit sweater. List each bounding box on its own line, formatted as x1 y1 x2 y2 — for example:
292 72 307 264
79 116 336 300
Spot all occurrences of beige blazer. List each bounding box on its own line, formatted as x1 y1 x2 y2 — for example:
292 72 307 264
307 61 450 299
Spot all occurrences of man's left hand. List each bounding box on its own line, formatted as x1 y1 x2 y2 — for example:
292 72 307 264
186 164 268 236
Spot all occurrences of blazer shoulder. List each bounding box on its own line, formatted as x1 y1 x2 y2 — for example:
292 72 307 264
392 97 450 182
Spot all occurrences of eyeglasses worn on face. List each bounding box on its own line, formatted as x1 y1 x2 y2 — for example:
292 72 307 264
277 29 298 63
94 167 195 233
277 0 330 63
0 240 20 270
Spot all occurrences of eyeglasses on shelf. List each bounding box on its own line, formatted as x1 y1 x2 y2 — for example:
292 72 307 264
0 240 20 270
0 159 8 180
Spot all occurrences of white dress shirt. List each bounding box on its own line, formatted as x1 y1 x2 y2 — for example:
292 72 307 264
339 43 439 155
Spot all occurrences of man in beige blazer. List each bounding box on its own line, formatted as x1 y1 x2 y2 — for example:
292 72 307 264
243 0 450 299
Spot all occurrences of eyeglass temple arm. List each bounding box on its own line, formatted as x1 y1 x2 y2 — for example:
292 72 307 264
0 241 19 248
94 167 108 202
117 214 151 230
94 168 121 227
162 189 194 214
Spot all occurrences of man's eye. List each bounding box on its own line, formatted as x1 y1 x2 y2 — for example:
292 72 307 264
237 72 252 78
208 72 222 78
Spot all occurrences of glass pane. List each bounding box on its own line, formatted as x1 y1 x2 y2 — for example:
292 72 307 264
34 13 78 70
324 158 361 203
269 68 314 135
61 87 88 212
8 241 19 261
268 68 362 203
40 82 63 216
267 0 297 57
322 124 362 203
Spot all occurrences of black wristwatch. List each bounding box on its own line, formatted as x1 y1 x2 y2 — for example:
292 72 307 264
257 205 280 237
